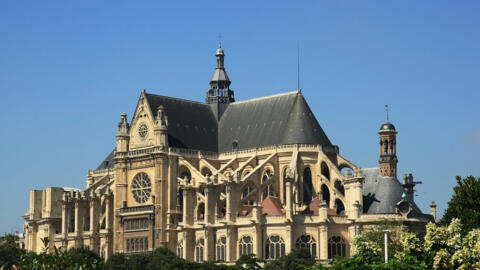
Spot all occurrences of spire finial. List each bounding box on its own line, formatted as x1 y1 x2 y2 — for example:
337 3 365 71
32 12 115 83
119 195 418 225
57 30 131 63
218 33 222 48
385 104 390 123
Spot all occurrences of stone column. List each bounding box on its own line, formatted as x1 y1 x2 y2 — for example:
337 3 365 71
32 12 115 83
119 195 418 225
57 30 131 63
285 178 293 219
74 200 83 247
285 224 293 254
90 197 100 252
254 224 263 259
226 183 234 222
61 203 68 250
319 225 328 260
205 228 214 261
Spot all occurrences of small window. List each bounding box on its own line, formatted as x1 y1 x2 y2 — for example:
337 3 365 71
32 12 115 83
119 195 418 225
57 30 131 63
239 236 253 256
328 236 346 258
265 235 285 260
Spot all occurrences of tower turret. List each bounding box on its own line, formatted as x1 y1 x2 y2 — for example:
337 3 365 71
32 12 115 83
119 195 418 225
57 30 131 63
378 106 397 177
116 112 130 153
206 43 234 119
154 105 168 148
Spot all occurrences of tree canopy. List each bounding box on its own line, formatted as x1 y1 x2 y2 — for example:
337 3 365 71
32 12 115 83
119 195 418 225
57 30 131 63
440 175 480 233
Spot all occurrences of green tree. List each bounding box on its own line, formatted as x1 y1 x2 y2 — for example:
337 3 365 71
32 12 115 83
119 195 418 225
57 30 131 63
264 248 315 270
0 234 22 269
440 175 480 233
234 254 263 270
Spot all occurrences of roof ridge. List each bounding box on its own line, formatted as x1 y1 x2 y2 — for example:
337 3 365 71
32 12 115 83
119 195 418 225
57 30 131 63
231 90 300 104
145 92 208 106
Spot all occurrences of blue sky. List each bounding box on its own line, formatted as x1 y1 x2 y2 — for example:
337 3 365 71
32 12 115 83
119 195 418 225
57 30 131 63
0 1 479 234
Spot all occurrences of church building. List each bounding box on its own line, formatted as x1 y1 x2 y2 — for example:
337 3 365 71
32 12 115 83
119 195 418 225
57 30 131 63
23 44 435 262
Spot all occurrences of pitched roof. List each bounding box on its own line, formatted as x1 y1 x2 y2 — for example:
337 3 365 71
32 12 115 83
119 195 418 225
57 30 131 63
146 93 218 152
96 149 115 170
218 90 332 152
95 90 333 167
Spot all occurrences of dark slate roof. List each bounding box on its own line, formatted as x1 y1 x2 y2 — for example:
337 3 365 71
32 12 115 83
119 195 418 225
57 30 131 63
96 149 115 170
146 93 218 152
362 167 422 214
380 122 396 131
218 91 332 152
96 90 333 169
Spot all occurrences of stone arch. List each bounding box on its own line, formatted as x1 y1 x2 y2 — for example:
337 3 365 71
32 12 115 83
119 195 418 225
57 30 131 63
321 162 330 180
179 166 192 183
302 167 313 204
321 184 330 207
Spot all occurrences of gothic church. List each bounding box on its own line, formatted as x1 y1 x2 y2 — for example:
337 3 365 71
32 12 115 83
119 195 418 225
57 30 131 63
23 44 435 262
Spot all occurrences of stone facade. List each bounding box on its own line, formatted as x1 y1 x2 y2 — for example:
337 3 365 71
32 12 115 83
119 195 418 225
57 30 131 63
23 45 433 262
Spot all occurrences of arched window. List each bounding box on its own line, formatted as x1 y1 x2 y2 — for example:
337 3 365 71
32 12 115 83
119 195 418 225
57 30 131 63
334 180 345 196
216 237 226 261
303 167 313 204
282 167 289 203
389 140 394 154
383 140 388 155
262 169 275 200
197 203 205 220
177 240 183 258
328 236 346 258
295 235 317 257
239 236 253 256
321 162 330 180
241 183 254 205
335 199 345 215
265 235 285 260
195 238 204 262
321 184 330 207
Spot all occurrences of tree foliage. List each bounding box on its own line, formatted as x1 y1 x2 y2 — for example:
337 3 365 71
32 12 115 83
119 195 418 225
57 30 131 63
440 175 480 233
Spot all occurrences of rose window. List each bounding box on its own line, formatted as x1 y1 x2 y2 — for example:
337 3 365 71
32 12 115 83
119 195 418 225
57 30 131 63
132 172 152 204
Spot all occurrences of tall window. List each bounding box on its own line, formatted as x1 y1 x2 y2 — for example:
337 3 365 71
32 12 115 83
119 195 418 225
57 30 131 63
241 183 254 205
321 184 330 207
262 169 275 200
265 235 285 260
321 162 330 180
328 236 346 258
216 237 226 261
303 167 313 204
239 236 253 256
195 238 205 262
335 199 345 215
177 240 183 258
197 203 205 220
295 235 317 257
282 167 288 203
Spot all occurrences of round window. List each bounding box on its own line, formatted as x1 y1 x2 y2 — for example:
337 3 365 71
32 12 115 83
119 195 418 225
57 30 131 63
131 172 152 204
138 123 148 139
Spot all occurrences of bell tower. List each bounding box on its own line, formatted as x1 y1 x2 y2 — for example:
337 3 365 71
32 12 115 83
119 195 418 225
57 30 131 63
378 105 398 177
206 43 234 119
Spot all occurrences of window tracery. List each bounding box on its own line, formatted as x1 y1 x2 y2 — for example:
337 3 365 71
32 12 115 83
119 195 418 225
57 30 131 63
131 172 152 204
295 234 317 257
328 236 346 258
195 238 205 262
265 235 285 259
239 236 253 256
216 236 226 261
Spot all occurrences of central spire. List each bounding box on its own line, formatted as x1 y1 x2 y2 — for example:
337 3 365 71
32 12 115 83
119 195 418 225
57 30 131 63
206 43 234 105
206 43 235 119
